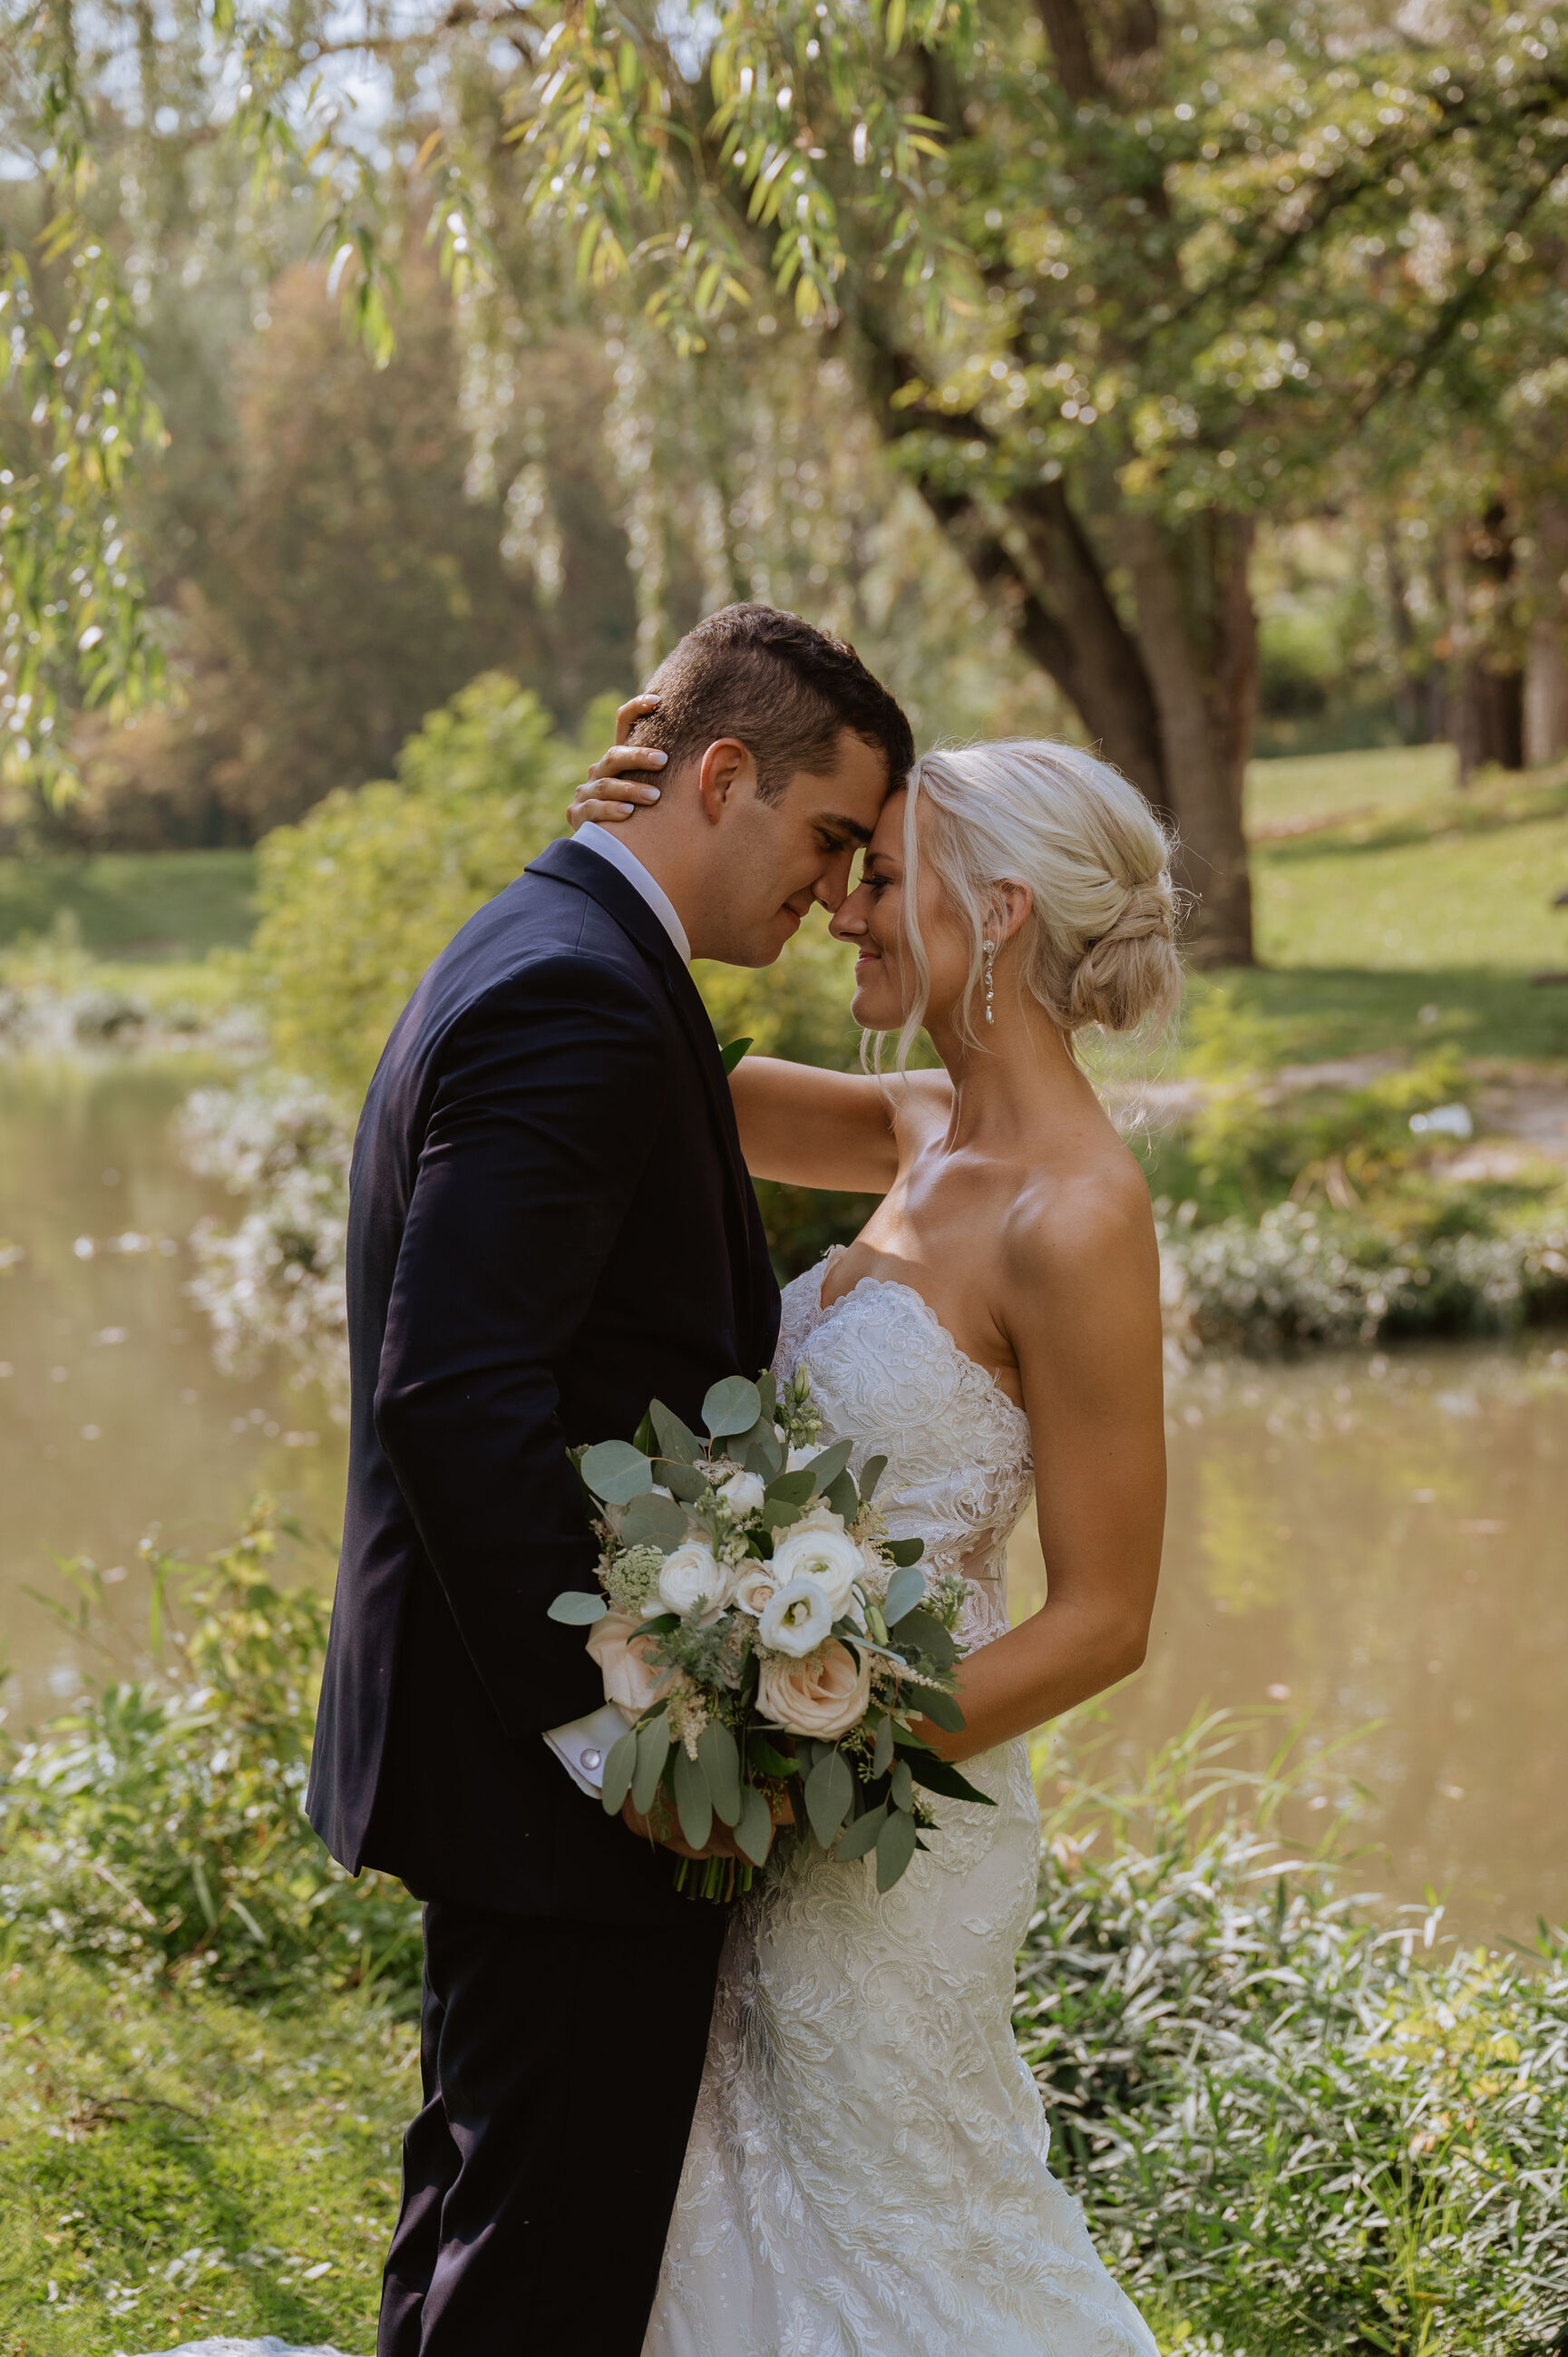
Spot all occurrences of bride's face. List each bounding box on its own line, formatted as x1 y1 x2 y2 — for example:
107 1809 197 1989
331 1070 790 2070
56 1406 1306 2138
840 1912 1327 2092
831 791 972 1033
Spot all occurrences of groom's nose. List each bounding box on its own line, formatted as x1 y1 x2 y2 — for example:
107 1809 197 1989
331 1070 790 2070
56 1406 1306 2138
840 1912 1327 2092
811 847 859 912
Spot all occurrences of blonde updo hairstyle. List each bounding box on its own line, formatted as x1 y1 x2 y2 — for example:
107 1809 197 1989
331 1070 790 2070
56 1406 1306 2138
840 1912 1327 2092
887 738 1183 1066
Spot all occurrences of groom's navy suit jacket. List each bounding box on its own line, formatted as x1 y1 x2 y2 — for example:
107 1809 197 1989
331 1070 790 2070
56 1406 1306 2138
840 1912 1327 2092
307 836 781 1928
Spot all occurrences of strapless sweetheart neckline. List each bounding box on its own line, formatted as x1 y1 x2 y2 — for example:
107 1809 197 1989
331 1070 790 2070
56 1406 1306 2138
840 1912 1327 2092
813 1244 1031 1436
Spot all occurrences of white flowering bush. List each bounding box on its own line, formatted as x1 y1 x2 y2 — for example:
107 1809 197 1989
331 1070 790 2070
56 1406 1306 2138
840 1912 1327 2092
1160 1200 1568 1356
178 1075 352 1404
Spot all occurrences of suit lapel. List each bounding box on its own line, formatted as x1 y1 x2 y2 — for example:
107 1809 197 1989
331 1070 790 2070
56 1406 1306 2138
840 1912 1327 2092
525 839 771 1332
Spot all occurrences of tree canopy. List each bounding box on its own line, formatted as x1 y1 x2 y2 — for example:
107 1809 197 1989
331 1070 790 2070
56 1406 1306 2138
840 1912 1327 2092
4 0 1566 955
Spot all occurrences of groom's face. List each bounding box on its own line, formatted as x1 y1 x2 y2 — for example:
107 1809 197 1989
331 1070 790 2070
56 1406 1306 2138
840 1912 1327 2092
703 728 891 967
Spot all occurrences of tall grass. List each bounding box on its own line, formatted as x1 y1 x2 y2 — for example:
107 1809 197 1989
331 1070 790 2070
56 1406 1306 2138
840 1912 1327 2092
2 1523 1564 2352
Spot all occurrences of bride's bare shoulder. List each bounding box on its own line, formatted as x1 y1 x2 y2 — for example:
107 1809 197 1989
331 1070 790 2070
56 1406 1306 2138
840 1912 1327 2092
1000 1130 1157 1303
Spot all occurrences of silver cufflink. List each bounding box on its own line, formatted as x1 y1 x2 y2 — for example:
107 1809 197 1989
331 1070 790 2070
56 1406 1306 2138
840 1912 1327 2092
581 1748 603 1772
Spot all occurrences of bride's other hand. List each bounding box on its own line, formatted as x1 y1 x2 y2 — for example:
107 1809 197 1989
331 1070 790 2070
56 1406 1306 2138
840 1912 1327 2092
620 1790 741 1863
567 692 667 828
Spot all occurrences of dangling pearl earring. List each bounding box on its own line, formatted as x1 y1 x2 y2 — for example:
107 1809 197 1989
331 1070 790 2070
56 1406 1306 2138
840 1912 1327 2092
982 939 997 1026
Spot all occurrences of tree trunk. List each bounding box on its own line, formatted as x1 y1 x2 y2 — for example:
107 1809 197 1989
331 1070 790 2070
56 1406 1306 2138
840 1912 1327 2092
1444 509 1524 783
1524 497 1568 766
1119 509 1257 965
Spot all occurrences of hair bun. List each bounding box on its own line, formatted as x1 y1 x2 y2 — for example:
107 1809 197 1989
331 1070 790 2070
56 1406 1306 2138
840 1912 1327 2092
1066 873 1182 1033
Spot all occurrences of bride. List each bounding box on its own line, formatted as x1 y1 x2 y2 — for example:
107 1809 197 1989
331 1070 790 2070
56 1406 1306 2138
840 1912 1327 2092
569 726 1174 2356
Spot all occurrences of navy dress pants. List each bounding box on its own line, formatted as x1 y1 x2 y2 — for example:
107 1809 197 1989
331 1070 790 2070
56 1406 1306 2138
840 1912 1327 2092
378 1896 728 2357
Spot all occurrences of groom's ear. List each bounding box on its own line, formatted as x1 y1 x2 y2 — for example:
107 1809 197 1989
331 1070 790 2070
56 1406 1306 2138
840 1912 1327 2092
696 737 755 822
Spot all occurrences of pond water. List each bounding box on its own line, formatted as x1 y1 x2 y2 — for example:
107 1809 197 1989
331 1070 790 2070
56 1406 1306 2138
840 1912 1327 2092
3 1061 1564 1945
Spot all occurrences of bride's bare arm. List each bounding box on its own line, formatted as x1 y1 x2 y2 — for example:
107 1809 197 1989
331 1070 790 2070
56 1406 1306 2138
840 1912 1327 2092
730 1057 917 1191
920 1160 1165 1763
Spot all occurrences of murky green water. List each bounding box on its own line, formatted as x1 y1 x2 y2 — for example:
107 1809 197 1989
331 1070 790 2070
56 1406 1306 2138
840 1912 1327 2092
3 1062 1564 1943
0 1059 345 1716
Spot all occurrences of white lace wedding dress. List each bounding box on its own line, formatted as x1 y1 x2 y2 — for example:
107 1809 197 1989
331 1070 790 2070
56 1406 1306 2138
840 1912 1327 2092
642 1251 1158 2357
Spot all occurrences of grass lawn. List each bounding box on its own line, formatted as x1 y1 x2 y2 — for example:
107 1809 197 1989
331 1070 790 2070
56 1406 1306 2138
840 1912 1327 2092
0 854 257 962
5 749 1568 1070
0 1962 403 2357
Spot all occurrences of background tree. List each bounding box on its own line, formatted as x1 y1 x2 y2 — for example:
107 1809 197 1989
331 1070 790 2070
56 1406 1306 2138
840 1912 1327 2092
5 0 1567 954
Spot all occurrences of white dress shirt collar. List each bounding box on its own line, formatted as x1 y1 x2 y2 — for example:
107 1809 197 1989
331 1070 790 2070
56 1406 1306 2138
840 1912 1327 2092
574 822 691 966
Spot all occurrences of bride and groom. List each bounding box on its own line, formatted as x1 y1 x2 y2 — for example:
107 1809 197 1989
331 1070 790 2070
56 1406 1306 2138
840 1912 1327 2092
307 601 1174 2356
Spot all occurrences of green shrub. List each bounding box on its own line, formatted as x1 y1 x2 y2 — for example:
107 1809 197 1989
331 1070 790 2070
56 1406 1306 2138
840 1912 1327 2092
248 672 579 1096
1021 1717 1568 2354
0 1505 420 2008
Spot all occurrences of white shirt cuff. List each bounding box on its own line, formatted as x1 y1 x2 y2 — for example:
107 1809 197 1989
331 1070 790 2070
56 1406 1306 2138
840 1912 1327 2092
543 1702 631 1797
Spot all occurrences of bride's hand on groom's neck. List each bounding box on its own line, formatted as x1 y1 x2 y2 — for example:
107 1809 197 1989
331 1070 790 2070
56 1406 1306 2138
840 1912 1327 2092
570 694 667 827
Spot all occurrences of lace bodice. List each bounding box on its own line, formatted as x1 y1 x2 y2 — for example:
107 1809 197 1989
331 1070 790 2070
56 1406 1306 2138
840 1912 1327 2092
772 1247 1035 1649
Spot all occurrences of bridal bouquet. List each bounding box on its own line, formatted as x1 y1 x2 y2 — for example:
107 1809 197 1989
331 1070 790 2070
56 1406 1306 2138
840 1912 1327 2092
550 1370 992 1899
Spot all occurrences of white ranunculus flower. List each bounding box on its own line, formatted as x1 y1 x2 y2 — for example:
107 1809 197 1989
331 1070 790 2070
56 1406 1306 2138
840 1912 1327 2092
785 1445 818 1472
792 1500 846 1537
718 1467 766 1518
657 1540 729 1620
757 1576 834 1658
768 1524 863 1618
734 1564 779 1617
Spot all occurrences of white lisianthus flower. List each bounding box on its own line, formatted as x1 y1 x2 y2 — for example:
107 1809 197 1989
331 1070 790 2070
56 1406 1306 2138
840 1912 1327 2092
786 1445 818 1473
758 1638 872 1739
717 1467 766 1518
757 1576 834 1657
769 1524 862 1618
657 1540 730 1620
734 1564 779 1617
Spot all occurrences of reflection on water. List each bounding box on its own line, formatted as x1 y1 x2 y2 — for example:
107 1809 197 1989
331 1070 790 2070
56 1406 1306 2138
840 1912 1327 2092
5 1062 1565 1943
0 1061 346 1720
1011 1342 1568 1943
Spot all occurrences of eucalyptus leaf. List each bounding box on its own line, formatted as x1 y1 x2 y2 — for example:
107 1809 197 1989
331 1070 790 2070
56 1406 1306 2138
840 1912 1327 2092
703 1375 762 1438
631 1409 657 1456
824 1469 859 1523
872 1712 895 1777
764 1468 815 1507
803 1748 854 1848
599 1728 638 1815
883 1563 927 1626
763 1499 803 1534
804 1437 854 1493
547 1590 609 1625
619 1492 689 1550
905 1751 995 1807
886 1537 926 1567
911 1686 966 1733
897 1607 957 1668
734 1783 774 1867
697 1719 743 1827
579 1439 655 1505
738 1424 784 1479
875 1803 919 1891
748 1735 799 1780
652 1459 707 1505
631 1714 671 1816
650 1399 699 1465
859 1453 888 1500
890 1757 914 1812
755 1371 778 1418
835 1803 886 1864
635 1612 679 1639
672 1743 713 1851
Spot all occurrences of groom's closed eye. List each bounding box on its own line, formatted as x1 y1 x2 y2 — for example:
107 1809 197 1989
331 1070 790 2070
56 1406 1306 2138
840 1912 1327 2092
813 818 875 855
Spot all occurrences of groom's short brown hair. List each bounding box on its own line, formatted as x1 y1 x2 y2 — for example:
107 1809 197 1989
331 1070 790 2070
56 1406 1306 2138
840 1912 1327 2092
632 604 913 804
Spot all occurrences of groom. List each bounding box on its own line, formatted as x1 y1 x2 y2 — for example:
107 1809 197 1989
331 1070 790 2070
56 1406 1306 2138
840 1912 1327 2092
307 603 912 2356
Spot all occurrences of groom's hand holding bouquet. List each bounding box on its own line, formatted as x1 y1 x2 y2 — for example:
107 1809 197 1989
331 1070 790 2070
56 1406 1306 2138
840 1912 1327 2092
550 1369 992 1900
